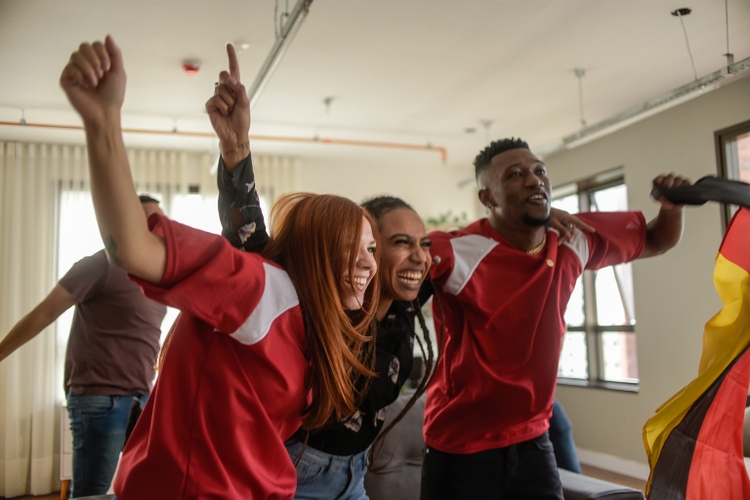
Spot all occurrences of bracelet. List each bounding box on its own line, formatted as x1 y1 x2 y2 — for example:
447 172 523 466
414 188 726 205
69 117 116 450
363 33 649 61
220 141 250 156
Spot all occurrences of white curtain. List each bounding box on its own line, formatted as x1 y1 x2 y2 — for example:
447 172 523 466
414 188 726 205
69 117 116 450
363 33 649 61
0 142 62 497
0 141 299 496
252 155 301 210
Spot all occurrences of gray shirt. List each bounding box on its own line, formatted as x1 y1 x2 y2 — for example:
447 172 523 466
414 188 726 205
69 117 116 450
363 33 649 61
60 250 167 395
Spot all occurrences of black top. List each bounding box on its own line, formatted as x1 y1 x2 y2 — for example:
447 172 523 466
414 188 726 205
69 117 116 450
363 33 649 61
293 300 416 455
217 155 419 455
217 155 268 253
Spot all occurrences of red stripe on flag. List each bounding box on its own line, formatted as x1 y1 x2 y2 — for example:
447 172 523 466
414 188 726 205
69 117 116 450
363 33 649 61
719 208 750 275
685 348 750 500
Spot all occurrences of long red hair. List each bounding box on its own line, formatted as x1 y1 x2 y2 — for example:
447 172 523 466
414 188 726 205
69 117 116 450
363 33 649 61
262 193 380 429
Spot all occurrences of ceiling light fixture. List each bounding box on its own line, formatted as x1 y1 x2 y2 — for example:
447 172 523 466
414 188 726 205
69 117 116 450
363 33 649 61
247 0 313 108
723 0 734 68
560 57 749 150
671 7 699 82
574 68 587 129
531 56 750 158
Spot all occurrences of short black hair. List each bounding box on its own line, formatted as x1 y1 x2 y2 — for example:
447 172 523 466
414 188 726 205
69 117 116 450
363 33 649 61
360 196 414 223
138 194 160 205
474 137 530 179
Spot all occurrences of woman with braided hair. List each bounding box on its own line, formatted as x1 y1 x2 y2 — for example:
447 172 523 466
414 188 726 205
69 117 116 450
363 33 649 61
220 164 435 499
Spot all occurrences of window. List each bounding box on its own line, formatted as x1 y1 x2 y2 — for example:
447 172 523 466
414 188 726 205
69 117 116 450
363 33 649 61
552 169 639 389
54 186 248 398
715 119 750 228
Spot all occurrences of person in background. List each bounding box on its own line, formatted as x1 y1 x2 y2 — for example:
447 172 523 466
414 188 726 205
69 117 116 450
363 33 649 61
421 137 689 499
0 196 167 498
549 399 582 473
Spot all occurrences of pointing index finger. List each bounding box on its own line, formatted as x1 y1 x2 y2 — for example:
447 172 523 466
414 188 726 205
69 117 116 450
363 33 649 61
227 43 241 82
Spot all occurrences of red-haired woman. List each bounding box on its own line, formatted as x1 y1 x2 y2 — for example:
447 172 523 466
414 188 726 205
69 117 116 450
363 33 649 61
222 162 436 498
60 36 380 500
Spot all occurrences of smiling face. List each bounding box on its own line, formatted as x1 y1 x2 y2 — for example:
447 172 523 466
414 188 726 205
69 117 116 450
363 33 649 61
479 147 551 227
340 215 378 310
377 207 432 303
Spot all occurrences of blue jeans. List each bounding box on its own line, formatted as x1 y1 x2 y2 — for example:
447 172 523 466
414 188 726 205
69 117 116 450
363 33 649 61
548 399 582 473
66 392 147 498
286 440 370 500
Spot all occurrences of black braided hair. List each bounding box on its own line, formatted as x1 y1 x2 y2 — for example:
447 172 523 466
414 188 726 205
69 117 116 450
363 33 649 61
369 300 436 467
361 195 414 225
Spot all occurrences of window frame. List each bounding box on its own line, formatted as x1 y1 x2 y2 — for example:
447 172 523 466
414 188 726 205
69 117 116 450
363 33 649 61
714 119 750 229
553 169 640 392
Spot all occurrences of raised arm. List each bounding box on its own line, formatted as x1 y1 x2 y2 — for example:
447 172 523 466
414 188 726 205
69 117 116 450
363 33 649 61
208 44 268 252
0 285 76 362
205 43 250 173
59 36 165 283
640 173 689 259
217 156 269 252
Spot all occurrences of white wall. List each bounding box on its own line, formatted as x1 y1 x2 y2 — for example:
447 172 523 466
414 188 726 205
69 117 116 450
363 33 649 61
548 75 750 467
296 153 478 223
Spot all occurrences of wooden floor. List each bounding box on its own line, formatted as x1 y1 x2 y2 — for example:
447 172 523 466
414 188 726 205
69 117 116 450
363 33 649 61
581 463 647 492
2 465 647 499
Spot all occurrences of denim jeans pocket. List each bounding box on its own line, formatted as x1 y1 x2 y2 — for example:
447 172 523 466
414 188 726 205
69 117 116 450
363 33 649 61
68 393 116 419
295 457 327 486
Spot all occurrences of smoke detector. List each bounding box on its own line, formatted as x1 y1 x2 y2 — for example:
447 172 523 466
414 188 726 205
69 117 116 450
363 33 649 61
181 59 201 75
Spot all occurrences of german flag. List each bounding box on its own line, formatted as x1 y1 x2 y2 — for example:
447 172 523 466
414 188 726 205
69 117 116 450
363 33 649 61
644 207 750 499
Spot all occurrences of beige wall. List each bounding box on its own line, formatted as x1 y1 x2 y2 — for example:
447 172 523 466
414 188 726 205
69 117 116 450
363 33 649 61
296 155 479 224
548 75 750 464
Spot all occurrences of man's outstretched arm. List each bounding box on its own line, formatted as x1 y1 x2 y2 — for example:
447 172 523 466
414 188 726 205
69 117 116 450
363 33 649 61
641 173 690 259
0 285 76 362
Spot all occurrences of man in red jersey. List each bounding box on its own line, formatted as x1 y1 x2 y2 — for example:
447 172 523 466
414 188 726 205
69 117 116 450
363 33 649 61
421 137 688 500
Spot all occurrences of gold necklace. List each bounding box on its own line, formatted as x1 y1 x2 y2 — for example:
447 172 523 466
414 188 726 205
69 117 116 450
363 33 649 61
526 233 547 255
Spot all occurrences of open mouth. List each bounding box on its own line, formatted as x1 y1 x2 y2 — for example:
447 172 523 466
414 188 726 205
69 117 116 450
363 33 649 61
528 192 548 204
396 270 423 286
345 276 369 291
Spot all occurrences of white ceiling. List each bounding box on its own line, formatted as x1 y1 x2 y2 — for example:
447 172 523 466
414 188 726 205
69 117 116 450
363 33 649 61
0 0 748 170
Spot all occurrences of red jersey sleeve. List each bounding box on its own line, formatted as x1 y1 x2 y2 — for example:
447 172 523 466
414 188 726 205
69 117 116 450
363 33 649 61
577 211 647 270
427 229 456 288
131 214 271 335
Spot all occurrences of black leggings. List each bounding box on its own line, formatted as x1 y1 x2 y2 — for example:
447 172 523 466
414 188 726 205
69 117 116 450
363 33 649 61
420 433 564 500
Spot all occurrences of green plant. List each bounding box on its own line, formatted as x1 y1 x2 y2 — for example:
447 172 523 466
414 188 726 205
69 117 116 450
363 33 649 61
424 210 470 232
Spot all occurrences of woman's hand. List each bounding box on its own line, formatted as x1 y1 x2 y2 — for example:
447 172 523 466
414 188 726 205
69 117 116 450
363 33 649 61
205 43 250 170
549 208 596 244
60 35 126 127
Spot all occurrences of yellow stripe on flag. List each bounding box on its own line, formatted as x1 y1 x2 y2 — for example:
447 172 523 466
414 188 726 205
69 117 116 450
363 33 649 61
643 247 750 493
